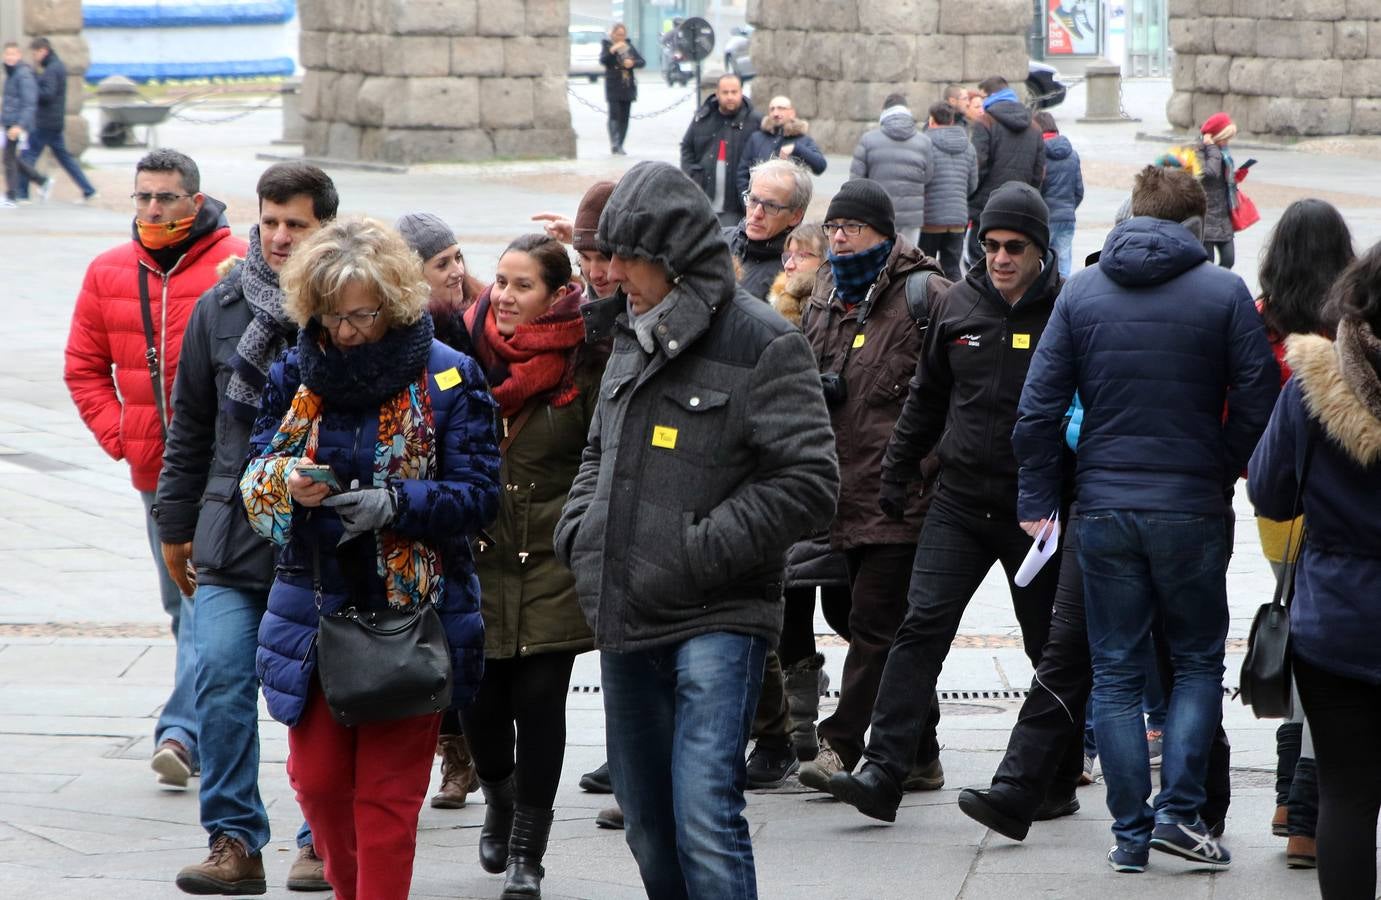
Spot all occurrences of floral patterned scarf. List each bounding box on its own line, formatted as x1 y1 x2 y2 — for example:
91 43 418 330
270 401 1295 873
241 377 442 609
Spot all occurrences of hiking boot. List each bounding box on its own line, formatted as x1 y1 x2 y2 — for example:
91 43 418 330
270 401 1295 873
175 834 267 895
902 757 945 791
783 653 827 761
1146 729 1164 767
152 739 193 789
828 763 902 823
1108 844 1148 873
579 761 613 794
958 788 1030 841
796 738 845 792
431 734 478 809
594 805 624 830
285 844 330 891
1286 834 1317 868
502 805 552 899
479 774 517 874
745 740 799 789
1150 820 1231 868
1032 791 1080 821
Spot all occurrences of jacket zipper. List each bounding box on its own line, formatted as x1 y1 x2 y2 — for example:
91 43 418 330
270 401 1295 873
981 311 1011 515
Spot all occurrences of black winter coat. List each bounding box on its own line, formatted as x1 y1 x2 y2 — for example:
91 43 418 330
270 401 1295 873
735 117 827 195
1198 142 1237 244
969 101 1045 220
600 39 645 103
680 95 761 220
33 50 66 132
725 221 788 302
154 262 276 590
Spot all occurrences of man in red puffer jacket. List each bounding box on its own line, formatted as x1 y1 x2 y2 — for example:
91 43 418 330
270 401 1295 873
63 148 244 790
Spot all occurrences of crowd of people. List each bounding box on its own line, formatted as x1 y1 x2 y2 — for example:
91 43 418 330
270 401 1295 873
54 54 1380 900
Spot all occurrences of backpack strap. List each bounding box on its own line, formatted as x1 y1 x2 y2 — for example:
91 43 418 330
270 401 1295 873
904 270 942 330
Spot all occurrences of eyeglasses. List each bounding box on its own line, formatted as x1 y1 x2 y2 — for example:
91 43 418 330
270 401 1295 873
320 309 383 330
782 250 820 265
742 192 794 216
980 238 1033 257
130 192 193 206
822 222 867 237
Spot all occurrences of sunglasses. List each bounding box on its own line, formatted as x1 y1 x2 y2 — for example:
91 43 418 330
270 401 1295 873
980 238 1032 257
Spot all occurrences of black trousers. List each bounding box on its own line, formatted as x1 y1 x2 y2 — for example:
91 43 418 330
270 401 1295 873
780 583 851 666
1204 238 1235 269
917 231 965 282
862 495 1061 787
1295 656 1381 899
460 651 577 809
607 100 631 150
4 135 45 201
991 512 1232 826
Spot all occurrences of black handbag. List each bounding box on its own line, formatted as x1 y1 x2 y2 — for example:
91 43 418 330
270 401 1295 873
311 545 453 727
1239 437 1313 720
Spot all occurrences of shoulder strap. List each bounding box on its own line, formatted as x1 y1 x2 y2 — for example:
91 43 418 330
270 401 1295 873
499 403 538 455
1275 433 1316 610
138 266 168 443
904 270 937 329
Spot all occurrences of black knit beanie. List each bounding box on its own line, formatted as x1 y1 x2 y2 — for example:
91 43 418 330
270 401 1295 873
979 182 1050 253
826 179 895 239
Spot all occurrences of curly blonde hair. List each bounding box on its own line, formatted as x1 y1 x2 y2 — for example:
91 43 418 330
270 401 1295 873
281 217 430 329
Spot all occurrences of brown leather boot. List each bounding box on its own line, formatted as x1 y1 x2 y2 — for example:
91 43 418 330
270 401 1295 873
175 834 267 895
1271 803 1288 837
431 734 479 809
1286 834 1317 868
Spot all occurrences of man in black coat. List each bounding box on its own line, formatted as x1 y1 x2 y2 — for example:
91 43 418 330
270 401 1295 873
18 37 96 201
680 74 761 226
964 75 1045 269
725 157 811 303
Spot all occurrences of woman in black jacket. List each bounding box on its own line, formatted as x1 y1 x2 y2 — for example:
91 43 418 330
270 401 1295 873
599 23 643 156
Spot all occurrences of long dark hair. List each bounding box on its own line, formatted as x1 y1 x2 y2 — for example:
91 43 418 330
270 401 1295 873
1258 199 1354 336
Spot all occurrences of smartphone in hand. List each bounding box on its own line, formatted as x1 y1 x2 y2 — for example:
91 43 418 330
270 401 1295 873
295 463 343 492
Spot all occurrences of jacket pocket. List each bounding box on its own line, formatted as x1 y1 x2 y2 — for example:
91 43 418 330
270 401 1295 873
865 356 913 408
655 383 735 465
191 473 241 571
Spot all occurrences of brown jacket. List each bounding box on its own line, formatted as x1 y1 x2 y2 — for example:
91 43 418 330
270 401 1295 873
803 238 942 550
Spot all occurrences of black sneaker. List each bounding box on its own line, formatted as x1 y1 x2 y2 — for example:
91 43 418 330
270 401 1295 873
1150 820 1231 868
579 761 613 794
1032 792 1080 821
745 741 799 789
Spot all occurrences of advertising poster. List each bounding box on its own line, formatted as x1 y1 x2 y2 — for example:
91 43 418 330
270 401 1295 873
1047 0 1102 56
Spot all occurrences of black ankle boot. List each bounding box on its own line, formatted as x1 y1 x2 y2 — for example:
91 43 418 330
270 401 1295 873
501 805 553 899
478 774 516 874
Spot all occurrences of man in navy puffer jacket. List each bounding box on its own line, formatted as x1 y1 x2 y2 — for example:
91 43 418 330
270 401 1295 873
1013 165 1277 873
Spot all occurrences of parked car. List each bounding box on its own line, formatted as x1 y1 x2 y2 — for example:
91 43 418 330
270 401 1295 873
724 25 753 78
1025 61 1067 109
570 25 604 82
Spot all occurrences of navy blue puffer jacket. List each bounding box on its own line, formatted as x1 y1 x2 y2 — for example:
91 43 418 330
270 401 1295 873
1040 134 1083 225
249 341 501 726
1014 216 1278 519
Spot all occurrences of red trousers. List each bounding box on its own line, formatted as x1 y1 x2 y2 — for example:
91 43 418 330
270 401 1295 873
287 683 441 900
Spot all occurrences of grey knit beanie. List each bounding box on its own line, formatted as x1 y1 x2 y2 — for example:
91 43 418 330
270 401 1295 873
395 213 457 263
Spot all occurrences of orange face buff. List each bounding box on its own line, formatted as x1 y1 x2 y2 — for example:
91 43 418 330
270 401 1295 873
136 214 196 249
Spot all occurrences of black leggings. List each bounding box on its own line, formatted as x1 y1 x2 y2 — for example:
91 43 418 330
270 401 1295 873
1205 239 1235 269
779 584 851 667
1295 656 1381 899
460 651 578 809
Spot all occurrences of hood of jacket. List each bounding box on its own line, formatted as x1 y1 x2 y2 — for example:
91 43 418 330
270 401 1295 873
929 124 971 156
986 100 1032 133
762 115 809 137
1098 216 1209 288
1043 134 1073 160
694 93 754 126
1288 329 1381 468
881 108 918 142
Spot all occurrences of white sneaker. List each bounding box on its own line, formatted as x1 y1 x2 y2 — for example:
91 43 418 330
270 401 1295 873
0 199 16 209
38 178 54 203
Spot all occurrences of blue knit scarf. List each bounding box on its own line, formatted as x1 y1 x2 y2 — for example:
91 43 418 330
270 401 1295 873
828 240 893 306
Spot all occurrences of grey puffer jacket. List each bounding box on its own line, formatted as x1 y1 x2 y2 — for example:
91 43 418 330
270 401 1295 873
850 108 935 228
2 62 38 132
923 124 977 229
555 162 839 653
1198 141 1237 244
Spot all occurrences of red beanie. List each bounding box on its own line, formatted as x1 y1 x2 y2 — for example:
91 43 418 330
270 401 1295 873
1201 112 1233 135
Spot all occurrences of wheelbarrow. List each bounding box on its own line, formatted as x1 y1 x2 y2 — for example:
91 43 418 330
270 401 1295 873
95 76 173 147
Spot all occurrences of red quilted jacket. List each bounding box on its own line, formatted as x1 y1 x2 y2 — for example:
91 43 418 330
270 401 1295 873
64 222 246 491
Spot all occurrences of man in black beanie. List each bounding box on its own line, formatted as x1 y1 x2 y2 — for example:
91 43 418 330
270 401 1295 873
825 180 1067 824
795 179 948 795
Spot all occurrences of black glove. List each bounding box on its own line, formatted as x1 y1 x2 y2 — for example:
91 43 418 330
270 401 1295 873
879 479 910 521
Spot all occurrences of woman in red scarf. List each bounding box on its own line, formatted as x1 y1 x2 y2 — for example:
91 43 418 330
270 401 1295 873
460 234 606 899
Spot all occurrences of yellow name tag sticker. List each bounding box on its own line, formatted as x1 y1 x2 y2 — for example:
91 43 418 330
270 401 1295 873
1012 333 1031 349
651 426 679 449
434 367 463 390
852 333 867 349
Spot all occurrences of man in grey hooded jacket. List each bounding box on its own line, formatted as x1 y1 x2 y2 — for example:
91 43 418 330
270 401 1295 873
555 161 838 899
850 93 934 245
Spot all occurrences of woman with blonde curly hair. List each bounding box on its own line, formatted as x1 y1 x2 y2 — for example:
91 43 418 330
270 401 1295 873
239 217 501 900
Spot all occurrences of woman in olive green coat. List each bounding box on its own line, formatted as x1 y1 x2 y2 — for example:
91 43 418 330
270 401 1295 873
458 234 604 900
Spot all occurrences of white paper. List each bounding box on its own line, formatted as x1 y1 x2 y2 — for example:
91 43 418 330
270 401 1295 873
1014 511 1060 587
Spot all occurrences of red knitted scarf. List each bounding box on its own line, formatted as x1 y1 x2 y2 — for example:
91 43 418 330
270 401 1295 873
466 288 586 417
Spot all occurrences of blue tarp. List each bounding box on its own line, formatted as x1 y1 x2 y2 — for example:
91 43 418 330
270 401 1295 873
85 57 295 82
84 1 296 29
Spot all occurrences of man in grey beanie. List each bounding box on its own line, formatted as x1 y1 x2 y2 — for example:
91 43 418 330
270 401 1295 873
555 160 838 899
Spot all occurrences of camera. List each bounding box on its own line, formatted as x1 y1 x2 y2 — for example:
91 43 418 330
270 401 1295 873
820 372 848 408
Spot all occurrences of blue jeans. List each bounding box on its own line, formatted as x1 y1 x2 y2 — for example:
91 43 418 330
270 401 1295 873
140 491 198 768
1080 510 1229 852
1050 220 1076 279
601 632 767 900
19 126 95 198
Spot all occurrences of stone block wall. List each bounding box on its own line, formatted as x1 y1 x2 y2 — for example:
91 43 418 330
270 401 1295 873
23 0 90 155
1167 0 1381 137
745 0 1030 154
297 0 575 164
